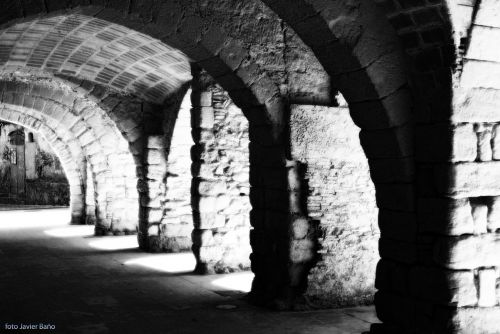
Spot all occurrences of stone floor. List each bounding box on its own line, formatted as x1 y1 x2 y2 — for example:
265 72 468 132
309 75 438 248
0 206 378 334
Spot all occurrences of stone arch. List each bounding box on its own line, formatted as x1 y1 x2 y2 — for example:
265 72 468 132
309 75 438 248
0 5 317 302
0 106 86 224
0 74 139 234
0 1 369 306
255 0 416 310
0 6 296 127
187 70 253 274
261 1 500 332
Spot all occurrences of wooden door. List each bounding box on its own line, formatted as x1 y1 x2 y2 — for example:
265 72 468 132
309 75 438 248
8 130 25 202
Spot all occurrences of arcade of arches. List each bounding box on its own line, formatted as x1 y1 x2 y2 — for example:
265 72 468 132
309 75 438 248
0 0 499 333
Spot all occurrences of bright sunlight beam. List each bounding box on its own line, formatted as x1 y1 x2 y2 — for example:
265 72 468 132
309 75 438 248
44 225 94 238
211 272 254 293
124 253 196 273
0 209 69 230
88 235 138 250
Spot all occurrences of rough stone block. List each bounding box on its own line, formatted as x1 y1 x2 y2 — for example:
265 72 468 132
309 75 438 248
145 165 167 179
193 212 224 229
470 198 488 234
147 235 162 252
147 135 165 149
146 149 165 165
434 234 500 269
191 106 214 129
375 183 415 211
374 291 419 329
461 60 500 90
190 144 218 163
193 180 226 196
418 198 474 236
291 215 309 239
476 0 500 28
492 124 500 160
416 123 477 162
442 162 500 197
191 229 214 247
487 196 500 232
378 209 417 242
375 259 410 295
453 88 500 123
162 223 192 238
163 236 192 252
379 238 417 264
191 91 212 107
369 157 415 183
143 208 163 223
191 128 214 144
475 124 493 161
360 125 413 159
479 268 498 307
290 239 314 263
197 245 224 263
466 25 500 62
409 266 477 306
215 195 231 212
435 306 500 333
289 190 302 214
147 224 160 236
349 88 412 130
192 195 216 213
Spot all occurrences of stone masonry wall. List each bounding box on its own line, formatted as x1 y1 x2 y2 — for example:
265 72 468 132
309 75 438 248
191 83 252 274
158 92 194 252
138 82 252 267
289 104 379 307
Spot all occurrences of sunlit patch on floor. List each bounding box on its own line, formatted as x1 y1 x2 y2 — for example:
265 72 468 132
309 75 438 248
0 208 70 230
211 272 254 293
124 253 196 273
44 225 94 238
87 236 138 251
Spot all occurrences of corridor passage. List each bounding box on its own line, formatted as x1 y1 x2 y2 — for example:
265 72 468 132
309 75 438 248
0 207 376 334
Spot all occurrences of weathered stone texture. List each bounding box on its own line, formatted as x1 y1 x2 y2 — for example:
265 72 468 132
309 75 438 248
2 0 500 331
290 104 379 307
0 74 140 233
190 82 251 274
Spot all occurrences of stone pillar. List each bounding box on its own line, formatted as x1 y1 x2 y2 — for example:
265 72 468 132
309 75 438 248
287 160 315 297
246 105 292 306
190 86 225 273
137 135 168 251
190 84 252 274
159 94 193 252
69 179 85 225
84 159 96 225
